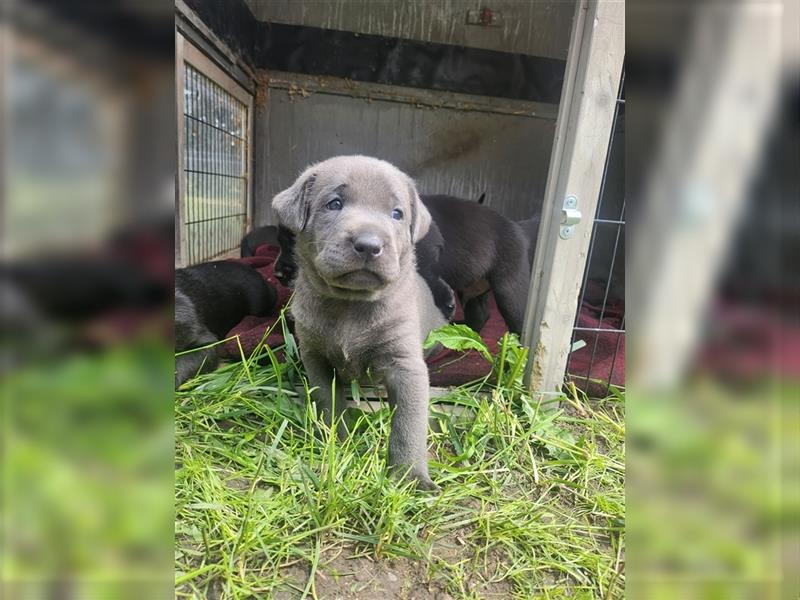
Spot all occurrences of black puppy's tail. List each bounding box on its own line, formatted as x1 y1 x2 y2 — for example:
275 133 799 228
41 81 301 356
477 193 486 205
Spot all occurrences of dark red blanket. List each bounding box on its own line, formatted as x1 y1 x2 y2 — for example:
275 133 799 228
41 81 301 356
218 245 625 395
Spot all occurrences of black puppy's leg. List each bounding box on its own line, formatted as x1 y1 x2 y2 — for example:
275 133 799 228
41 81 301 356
463 290 491 333
383 360 437 490
489 257 531 335
301 347 347 439
175 347 218 388
175 304 219 388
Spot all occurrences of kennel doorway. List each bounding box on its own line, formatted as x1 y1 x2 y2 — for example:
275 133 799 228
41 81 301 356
175 0 624 398
175 33 253 267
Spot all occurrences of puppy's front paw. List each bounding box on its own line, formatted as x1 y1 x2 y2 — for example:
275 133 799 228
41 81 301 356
390 465 440 492
412 473 440 492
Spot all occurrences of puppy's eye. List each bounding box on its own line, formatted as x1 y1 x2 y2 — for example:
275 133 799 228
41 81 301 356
391 208 404 221
326 197 343 211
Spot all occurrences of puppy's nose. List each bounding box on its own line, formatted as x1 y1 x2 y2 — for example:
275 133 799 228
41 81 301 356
352 233 383 257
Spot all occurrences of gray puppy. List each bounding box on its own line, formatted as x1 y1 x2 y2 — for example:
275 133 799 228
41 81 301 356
272 155 445 490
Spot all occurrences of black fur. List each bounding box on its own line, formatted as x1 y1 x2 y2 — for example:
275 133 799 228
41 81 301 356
460 284 491 334
274 225 299 288
420 195 531 334
240 225 280 258
175 261 277 387
410 219 456 320
452 216 538 334
240 224 300 289
2 259 166 321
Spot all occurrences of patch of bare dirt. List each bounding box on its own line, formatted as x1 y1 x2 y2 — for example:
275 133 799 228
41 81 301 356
273 533 514 600
273 553 450 600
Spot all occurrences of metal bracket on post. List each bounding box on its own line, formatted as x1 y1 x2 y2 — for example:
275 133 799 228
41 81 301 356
559 195 581 239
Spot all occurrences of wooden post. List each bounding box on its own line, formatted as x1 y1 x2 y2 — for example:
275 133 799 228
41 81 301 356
521 0 625 398
626 2 782 389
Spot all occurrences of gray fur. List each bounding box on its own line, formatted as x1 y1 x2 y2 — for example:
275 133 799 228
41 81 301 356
272 155 445 490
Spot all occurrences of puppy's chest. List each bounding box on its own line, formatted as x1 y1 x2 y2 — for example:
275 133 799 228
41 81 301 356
294 306 389 378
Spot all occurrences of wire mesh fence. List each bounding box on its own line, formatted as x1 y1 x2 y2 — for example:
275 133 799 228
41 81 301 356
568 70 625 397
182 63 249 265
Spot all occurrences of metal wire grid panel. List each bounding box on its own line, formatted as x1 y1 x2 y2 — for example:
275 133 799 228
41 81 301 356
568 71 625 397
183 63 249 265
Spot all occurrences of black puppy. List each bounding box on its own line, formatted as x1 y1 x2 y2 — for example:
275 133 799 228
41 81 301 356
1 257 169 369
421 195 531 334
451 215 540 333
412 219 457 321
2 258 166 321
175 261 277 387
272 225 300 288
240 225 279 258
244 223 457 321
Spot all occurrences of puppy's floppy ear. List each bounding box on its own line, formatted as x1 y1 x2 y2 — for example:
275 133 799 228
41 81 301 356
406 176 432 242
271 168 317 233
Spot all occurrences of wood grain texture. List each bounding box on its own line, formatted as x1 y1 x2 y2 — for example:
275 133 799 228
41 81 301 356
522 0 625 397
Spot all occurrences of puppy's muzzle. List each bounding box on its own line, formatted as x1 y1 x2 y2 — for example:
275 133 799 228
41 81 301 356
313 225 398 295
